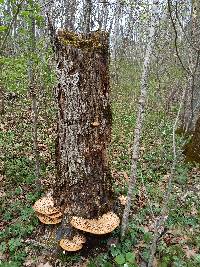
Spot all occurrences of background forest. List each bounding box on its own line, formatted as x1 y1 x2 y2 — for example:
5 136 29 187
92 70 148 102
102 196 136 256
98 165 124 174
0 0 200 266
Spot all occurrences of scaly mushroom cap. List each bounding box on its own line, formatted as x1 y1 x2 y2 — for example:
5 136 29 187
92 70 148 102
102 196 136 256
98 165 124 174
36 211 63 219
70 212 120 235
33 197 61 215
37 213 62 224
59 235 86 251
73 235 86 244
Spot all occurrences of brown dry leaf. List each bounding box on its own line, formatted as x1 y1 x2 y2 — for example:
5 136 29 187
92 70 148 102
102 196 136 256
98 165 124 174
0 123 7 132
0 175 4 182
123 171 129 182
37 262 53 267
91 121 100 127
28 155 34 160
143 226 150 233
118 195 127 205
0 190 6 198
38 143 48 150
163 174 170 182
191 206 198 215
135 240 146 248
24 258 35 266
0 252 6 260
152 257 158 267
140 146 145 152
80 259 90 267
183 245 197 259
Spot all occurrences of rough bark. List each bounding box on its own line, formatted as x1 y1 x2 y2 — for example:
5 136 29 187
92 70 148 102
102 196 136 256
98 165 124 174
64 0 77 31
53 31 114 219
182 0 200 132
184 115 200 163
84 0 92 33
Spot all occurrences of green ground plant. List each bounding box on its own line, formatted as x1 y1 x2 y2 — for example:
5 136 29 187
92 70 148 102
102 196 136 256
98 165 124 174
0 60 199 266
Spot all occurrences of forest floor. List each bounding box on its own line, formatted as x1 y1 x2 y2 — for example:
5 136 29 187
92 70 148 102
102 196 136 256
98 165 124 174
0 67 200 267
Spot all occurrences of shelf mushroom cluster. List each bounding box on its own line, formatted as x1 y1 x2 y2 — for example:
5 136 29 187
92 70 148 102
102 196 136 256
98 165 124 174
33 196 120 252
33 197 62 224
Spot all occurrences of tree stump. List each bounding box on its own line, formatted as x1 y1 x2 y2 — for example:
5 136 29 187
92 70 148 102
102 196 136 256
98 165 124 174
53 31 114 219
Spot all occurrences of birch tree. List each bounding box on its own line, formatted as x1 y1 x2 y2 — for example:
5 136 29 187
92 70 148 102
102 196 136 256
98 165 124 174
121 0 160 239
28 2 40 181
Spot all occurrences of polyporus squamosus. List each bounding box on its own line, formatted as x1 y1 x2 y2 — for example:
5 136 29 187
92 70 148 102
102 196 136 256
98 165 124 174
70 212 120 235
33 196 62 224
59 234 86 251
36 213 62 224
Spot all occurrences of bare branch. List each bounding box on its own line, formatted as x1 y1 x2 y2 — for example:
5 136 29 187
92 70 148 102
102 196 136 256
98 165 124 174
167 0 191 76
175 2 200 52
0 0 25 53
121 0 159 239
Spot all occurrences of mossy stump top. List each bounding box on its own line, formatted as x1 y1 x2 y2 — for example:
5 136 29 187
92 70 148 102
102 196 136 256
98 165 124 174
56 30 109 52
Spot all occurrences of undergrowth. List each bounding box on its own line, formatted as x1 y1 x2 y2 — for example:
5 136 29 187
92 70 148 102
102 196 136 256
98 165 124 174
0 62 199 266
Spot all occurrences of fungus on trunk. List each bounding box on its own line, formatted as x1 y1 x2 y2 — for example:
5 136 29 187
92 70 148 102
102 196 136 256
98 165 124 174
33 197 62 224
36 213 62 225
70 212 120 235
59 235 86 251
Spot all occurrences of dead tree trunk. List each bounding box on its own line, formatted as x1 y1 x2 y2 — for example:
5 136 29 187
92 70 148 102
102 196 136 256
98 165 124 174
184 115 200 163
182 0 200 132
53 31 114 219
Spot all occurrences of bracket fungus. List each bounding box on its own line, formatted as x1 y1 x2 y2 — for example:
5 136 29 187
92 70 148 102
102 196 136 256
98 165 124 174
70 212 120 235
33 197 62 224
59 234 86 252
36 213 62 225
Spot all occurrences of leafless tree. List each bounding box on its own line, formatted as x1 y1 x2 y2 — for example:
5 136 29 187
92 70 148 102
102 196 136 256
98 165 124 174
121 0 160 239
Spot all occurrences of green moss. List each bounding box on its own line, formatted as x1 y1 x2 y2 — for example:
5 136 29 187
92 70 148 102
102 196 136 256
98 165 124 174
57 30 108 51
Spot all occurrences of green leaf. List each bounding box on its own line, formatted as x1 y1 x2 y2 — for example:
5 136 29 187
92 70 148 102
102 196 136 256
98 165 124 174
20 10 30 17
104 262 113 267
8 238 21 252
87 262 96 267
143 232 152 243
194 254 200 264
125 252 135 263
0 0 5 4
110 246 121 257
0 241 7 253
0 25 7 31
115 254 126 265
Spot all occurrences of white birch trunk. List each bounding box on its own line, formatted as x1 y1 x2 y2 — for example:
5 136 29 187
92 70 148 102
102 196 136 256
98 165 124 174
28 10 40 181
121 0 160 239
